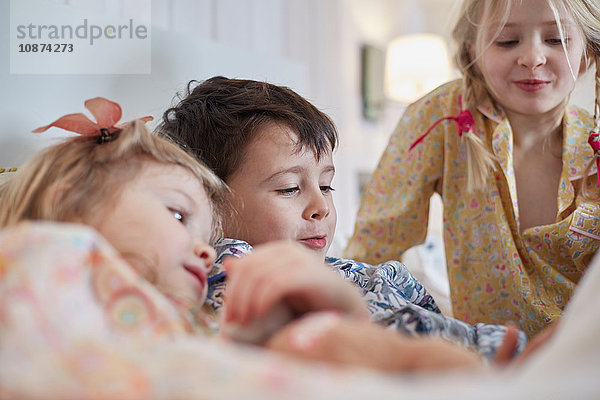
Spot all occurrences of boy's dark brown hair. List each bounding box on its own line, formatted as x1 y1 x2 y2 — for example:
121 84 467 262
158 76 338 182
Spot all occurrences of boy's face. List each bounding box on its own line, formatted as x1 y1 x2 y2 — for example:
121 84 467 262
90 162 216 303
225 123 337 259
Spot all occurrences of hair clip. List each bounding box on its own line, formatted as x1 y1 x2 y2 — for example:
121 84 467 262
33 97 153 142
98 128 112 144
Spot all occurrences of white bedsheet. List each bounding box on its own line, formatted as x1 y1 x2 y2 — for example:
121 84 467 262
0 222 598 399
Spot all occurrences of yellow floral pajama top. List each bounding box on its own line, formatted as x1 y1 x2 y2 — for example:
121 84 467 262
345 80 599 337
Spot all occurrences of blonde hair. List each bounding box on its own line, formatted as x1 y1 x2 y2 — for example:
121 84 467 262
570 0 600 198
452 0 600 191
0 120 229 241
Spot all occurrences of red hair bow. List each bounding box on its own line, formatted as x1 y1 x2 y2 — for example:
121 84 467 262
588 128 600 188
409 95 474 151
33 97 153 138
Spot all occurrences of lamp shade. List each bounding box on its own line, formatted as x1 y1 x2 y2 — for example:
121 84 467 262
385 34 452 103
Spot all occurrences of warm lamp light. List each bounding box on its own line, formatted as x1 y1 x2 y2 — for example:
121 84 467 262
385 34 452 103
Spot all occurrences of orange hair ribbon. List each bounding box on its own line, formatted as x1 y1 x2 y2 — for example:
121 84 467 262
33 97 153 142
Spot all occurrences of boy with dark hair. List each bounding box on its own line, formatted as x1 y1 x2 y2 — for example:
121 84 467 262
160 76 336 182
158 76 526 360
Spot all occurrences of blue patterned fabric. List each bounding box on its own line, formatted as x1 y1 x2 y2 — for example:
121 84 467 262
206 238 527 360
326 256 440 313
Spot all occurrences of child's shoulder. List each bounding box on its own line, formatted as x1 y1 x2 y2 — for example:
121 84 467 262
396 79 465 131
403 79 464 119
0 221 116 258
413 79 464 106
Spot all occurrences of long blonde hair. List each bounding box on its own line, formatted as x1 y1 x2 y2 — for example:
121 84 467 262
570 0 600 198
0 120 229 240
451 0 600 191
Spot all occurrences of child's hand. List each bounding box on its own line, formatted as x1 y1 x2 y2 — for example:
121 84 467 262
266 311 483 372
495 322 559 367
222 241 369 327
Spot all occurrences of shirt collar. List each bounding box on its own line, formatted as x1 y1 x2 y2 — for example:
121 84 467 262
476 96 594 180
476 95 504 124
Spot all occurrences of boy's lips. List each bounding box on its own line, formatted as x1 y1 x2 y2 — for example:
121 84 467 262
514 79 550 92
299 235 327 250
184 265 207 292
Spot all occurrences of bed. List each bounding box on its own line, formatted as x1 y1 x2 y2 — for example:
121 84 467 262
0 222 598 399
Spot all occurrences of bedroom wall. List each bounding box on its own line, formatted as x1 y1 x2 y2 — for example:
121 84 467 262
1 0 596 255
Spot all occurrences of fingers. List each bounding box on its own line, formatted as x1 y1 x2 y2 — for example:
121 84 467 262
221 302 295 345
224 241 314 324
409 339 482 371
495 322 559 368
494 324 520 366
223 241 368 327
223 256 275 324
512 321 559 366
243 256 366 318
267 311 342 353
254 272 332 316
267 313 482 372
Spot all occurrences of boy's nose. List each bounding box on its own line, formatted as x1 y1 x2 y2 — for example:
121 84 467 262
303 190 330 220
518 42 546 70
194 240 217 270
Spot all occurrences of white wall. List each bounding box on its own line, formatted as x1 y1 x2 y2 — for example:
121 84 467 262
1 0 596 254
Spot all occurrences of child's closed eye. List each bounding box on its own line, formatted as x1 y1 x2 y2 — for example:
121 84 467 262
495 39 519 47
546 37 566 45
320 185 335 193
276 187 300 196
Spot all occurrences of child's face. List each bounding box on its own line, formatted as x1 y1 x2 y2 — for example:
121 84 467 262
90 161 216 303
476 0 586 117
225 123 337 259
